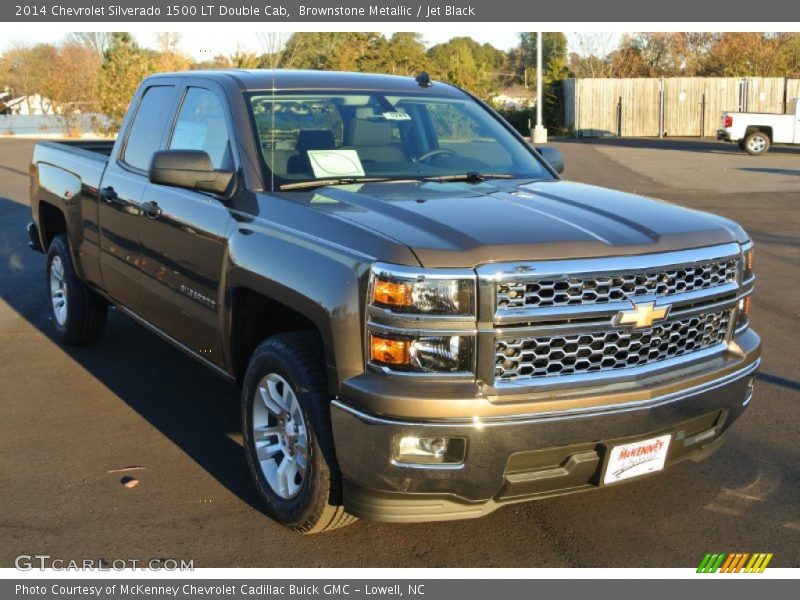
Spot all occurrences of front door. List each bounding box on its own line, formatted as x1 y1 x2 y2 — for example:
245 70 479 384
137 85 236 367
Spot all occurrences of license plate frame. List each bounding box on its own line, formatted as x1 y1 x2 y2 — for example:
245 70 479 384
603 433 672 485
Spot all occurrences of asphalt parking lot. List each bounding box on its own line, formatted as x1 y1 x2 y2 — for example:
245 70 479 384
0 136 798 568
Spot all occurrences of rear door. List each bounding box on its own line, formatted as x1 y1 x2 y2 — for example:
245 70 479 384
98 82 181 312
136 83 236 366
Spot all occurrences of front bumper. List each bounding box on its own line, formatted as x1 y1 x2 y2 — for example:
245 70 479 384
331 330 761 522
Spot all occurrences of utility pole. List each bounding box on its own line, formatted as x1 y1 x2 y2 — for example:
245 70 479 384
533 31 548 143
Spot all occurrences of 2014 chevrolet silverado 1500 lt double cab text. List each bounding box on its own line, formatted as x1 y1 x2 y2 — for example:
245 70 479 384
28 70 760 533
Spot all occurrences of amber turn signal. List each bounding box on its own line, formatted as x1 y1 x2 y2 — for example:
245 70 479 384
741 295 753 317
744 248 755 273
372 280 413 307
370 335 411 366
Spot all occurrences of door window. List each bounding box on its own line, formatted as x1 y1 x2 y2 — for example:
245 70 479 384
169 88 233 170
122 85 175 172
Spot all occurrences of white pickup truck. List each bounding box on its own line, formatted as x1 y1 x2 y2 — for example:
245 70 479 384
717 98 800 155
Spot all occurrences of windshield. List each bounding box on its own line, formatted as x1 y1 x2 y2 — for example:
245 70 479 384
247 91 554 190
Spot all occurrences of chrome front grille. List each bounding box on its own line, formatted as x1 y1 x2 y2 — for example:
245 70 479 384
495 309 732 383
496 258 738 311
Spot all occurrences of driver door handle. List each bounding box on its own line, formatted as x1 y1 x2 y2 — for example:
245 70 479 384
140 200 162 219
99 186 118 203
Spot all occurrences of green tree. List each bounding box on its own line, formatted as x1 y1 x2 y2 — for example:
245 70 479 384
516 33 569 129
517 33 569 83
282 33 384 72
427 37 505 99
370 33 428 76
98 32 157 132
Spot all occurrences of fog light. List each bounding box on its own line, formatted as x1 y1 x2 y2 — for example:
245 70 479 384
393 435 466 466
398 436 447 457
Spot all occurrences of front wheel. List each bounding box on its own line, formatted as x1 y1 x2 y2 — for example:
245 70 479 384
241 332 356 534
743 131 770 155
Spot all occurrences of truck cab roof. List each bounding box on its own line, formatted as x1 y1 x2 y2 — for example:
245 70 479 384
144 69 466 96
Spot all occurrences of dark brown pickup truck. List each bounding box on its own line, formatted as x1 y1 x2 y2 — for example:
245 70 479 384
28 70 760 533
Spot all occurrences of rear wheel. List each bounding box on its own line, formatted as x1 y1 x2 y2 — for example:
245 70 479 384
241 332 356 534
46 234 107 345
743 131 770 155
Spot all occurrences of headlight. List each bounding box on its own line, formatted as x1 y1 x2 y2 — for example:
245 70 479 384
369 263 475 316
369 333 474 373
742 244 755 281
736 242 755 331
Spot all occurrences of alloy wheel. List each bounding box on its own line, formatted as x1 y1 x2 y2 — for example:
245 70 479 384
252 373 309 499
49 255 68 326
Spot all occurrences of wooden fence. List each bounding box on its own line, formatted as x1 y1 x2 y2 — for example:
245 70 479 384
563 77 800 137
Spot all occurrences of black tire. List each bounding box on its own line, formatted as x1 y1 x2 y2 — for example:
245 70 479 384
737 139 746 150
241 332 356 534
743 131 770 155
46 234 107 345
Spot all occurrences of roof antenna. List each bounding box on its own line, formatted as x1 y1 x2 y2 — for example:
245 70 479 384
415 72 432 88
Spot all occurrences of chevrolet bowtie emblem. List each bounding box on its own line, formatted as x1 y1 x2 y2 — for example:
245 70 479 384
614 301 671 329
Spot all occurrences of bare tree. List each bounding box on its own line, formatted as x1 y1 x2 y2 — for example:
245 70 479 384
256 32 305 69
66 32 111 58
152 32 192 72
569 33 616 77
154 32 181 54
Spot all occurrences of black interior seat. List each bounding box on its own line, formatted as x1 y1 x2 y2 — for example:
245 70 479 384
286 130 336 174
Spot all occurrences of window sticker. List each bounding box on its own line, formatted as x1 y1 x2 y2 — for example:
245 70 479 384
307 149 365 178
171 121 207 149
382 111 412 121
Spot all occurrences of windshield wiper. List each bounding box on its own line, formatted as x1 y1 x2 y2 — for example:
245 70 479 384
279 172 520 191
420 172 517 183
279 176 422 191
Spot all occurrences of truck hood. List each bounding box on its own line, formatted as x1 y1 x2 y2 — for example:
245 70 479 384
289 179 747 267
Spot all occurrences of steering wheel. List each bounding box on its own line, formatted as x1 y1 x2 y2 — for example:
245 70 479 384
414 148 456 163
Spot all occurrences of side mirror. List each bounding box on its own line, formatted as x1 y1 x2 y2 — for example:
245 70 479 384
149 150 234 195
536 146 565 174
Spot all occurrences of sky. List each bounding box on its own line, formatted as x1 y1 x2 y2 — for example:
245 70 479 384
0 29 619 59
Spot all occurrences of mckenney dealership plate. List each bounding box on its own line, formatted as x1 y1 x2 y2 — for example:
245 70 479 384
604 434 672 485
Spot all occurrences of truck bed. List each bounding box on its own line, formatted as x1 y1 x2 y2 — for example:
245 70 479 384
31 140 112 192
726 111 793 117
40 139 115 157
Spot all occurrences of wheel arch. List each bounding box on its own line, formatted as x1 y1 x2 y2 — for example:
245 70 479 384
745 125 773 142
38 200 68 251
223 245 369 394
